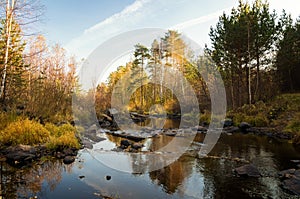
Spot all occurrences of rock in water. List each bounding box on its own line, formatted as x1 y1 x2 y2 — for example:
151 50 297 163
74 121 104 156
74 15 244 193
131 143 144 150
120 139 131 148
234 164 261 177
106 175 111 181
63 156 75 164
283 178 300 195
239 122 252 131
223 118 233 127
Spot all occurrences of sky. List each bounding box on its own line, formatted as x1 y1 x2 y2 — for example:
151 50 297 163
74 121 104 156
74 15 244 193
40 0 300 60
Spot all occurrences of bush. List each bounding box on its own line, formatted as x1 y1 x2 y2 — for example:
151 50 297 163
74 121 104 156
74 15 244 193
0 119 50 145
0 112 20 131
45 123 80 150
47 131 80 150
0 119 80 149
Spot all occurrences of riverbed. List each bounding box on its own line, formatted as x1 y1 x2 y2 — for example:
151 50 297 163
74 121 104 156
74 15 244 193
1 131 300 198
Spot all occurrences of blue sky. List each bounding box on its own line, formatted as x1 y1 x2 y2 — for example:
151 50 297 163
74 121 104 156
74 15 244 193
40 0 300 59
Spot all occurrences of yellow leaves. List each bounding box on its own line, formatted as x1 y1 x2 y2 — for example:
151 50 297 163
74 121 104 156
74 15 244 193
0 119 50 145
0 119 80 149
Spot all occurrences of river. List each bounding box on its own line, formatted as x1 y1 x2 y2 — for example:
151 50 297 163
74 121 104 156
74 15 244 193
1 125 300 198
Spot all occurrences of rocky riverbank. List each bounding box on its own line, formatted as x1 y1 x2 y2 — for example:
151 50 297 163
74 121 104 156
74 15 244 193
0 144 79 167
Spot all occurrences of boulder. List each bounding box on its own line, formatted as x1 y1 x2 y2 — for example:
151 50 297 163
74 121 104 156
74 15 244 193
63 156 75 164
234 164 261 177
4 145 37 166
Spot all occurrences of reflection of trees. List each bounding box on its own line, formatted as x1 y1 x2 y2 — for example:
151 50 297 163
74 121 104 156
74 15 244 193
149 156 193 193
0 160 64 198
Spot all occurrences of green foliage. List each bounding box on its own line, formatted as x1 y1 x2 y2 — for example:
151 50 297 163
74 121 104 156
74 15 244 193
207 0 279 107
276 15 300 92
0 119 50 145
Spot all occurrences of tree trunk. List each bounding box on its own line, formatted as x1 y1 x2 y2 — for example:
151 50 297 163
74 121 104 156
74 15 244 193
0 0 15 103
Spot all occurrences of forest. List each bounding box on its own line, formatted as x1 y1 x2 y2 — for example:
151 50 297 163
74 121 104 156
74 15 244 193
94 1 300 130
0 0 299 149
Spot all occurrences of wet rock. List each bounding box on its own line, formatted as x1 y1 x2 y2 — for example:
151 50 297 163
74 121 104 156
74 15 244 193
223 118 233 127
63 156 75 164
239 122 252 132
83 132 106 143
131 143 144 150
82 139 93 149
165 131 176 136
63 148 77 156
279 169 296 179
120 139 131 148
235 164 261 177
4 145 37 166
223 126 239 134
128 148 138 153
108 131 145 142
283 178 300 195
106 175 111 181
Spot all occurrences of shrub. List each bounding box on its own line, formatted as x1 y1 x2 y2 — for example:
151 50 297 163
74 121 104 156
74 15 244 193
47 131 80 150
45 123 80 150
0 112 20 131
0 119 50 145
284 113 300 134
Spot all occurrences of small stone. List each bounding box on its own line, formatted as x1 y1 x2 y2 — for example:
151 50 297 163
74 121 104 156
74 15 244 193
239 122 252 131
79 175 85 179
131 143 144 150
105 175 111 181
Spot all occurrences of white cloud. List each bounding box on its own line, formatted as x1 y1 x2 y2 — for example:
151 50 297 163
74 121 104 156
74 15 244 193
172 7 231 30
65 0 152 58
65 0 234 59
84 0 151 34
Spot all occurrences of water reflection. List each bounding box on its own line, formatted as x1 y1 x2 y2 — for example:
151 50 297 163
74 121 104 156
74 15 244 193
0 159 64 199
1 133 300 198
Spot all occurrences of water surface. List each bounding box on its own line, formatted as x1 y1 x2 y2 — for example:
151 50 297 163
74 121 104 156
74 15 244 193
1 132 300 199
